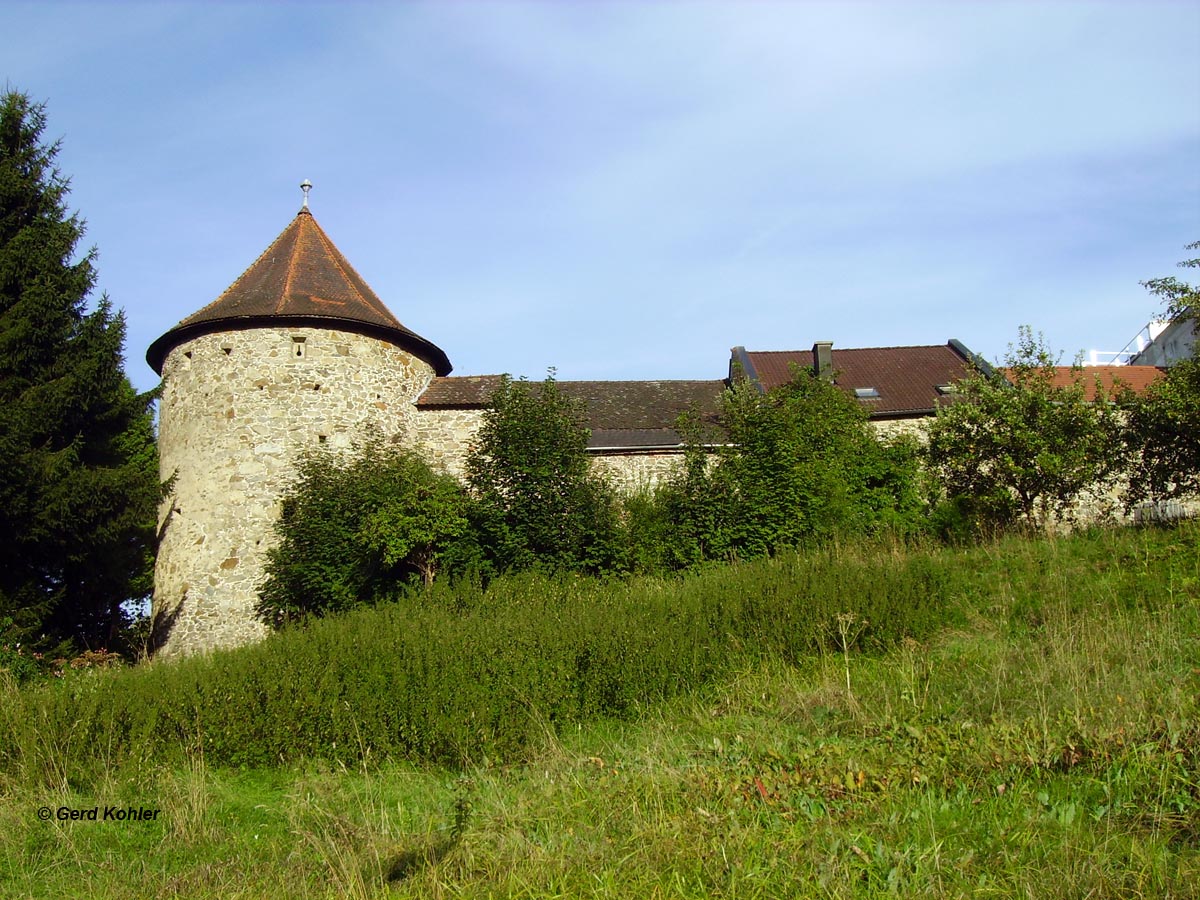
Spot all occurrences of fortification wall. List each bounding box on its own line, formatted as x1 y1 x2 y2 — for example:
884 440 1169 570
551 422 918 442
411 408 485 480
153 326 435 656
412 408 690 490
157 333 1187 661
867 413 1197 528
590 451 686 493
411 412 932 493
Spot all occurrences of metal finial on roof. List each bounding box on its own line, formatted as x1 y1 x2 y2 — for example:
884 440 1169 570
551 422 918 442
300 179 313 210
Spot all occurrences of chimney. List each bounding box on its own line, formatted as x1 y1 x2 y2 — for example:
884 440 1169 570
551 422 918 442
813 341 833 380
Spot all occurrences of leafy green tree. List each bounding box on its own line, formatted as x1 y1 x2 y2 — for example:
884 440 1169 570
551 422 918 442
466 373 622 575
924 327 1126 531
724 373 861 554
641 409 735 569
0 91 159 654
258 440 473 626
1124 245 1200 506
1124 359 1200 506
1141 240 1199 328
658 367 923 565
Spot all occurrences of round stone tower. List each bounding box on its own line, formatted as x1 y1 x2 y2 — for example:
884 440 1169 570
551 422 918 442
146 192 451 656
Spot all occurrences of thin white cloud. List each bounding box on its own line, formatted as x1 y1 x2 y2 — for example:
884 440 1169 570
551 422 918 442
0 0 1196 387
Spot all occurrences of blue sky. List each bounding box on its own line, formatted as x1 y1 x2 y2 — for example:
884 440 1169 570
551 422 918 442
4 0 1198 395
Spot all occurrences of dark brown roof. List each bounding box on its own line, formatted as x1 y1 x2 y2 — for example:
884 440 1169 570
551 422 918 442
999 365 1166 401
418 374 508 408
562 380 726 432
739 342 975 417
588 428 695 450
146 208 451 375
418 376 727 449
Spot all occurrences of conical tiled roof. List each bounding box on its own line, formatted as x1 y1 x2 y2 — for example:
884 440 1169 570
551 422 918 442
147 208 451 375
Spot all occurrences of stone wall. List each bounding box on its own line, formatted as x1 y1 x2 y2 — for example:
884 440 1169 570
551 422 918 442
868 416 929 442
410 407 486 480
868 412 1197 528
153 326 435 656
158 334 1192 661
412 408 692 491
410 411 932 494
590 451 687 493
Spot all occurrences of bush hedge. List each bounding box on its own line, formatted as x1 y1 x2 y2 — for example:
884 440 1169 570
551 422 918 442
2 524 1193 783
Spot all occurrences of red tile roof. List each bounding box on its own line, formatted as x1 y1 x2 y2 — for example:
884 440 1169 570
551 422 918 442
147 208 451 375
740 343 974 417
1000 365 1166 400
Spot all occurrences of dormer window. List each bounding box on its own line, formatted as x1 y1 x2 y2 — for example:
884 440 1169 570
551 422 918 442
854 387 880 399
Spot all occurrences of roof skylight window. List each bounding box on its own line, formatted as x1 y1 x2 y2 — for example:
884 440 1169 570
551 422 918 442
854 387 880 399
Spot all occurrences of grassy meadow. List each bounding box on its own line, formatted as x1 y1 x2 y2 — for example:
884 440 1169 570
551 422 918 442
1 523 1197 898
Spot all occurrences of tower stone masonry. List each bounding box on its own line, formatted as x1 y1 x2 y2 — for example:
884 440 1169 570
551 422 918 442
147 203 451 656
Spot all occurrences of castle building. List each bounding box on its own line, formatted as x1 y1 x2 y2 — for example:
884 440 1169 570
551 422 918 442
148 192 982 656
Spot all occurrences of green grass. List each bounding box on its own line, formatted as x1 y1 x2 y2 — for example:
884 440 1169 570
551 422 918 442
0 523 1196 897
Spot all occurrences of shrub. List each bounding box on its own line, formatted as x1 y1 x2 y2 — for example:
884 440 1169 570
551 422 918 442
617 485 679 574
2 522 1193 780
257 439 473 626
0 543 964 772
645 411 735 568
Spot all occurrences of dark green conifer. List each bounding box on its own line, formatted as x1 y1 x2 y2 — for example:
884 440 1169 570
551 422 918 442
0 91 159 655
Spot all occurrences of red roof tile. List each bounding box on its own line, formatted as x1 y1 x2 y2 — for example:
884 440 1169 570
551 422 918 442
147 209 451 375
1000 365 1166 400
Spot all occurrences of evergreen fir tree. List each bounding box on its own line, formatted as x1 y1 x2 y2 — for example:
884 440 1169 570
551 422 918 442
0 91 159 655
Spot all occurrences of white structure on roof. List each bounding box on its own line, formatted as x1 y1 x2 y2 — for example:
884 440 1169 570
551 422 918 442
1090 317 1196 367
1088 320 1171 365
1127 317 1196 367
